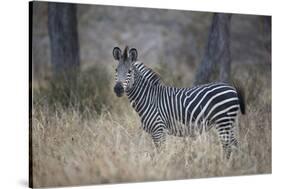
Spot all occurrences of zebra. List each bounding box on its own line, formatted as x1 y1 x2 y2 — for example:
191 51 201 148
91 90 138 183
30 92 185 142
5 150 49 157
112 46 245 159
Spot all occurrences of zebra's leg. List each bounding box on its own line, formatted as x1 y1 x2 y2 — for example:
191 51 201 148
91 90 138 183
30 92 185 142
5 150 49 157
151 127 166 151
230 128 239 148
215 124 234 159
222 140 232 160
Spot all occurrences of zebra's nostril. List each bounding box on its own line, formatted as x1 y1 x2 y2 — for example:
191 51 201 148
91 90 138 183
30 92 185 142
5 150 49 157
114 83 124 97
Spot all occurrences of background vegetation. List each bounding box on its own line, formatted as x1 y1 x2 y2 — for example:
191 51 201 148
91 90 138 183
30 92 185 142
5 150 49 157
31 2 271 187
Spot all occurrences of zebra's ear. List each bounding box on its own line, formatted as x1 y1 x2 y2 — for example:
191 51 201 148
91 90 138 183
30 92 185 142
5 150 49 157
113 47 122 61
129 48 138 62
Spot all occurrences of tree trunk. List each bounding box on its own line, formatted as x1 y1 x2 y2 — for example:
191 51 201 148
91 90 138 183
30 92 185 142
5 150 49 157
262 16 271 64
48 2 80 78
194 13 232 85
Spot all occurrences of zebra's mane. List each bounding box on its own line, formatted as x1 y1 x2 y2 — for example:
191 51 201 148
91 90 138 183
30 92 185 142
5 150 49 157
133 61 162 84
123 46 129 59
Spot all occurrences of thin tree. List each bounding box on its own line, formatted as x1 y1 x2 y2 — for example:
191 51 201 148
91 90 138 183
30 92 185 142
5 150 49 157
262 16 271 64
48 2 80 106
194 13 232 85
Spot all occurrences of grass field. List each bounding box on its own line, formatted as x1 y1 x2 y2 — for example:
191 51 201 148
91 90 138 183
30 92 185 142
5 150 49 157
31 63 271 187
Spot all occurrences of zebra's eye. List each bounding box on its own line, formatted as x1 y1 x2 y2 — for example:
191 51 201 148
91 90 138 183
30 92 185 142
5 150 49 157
115 68 117 72
128 70 132 74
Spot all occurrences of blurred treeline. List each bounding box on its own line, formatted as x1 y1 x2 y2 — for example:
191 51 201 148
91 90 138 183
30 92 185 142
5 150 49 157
32 2 271 113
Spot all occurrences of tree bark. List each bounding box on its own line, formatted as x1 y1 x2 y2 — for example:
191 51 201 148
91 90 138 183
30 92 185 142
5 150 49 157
262 16 271 64
48 2 80 78
194 13 232 85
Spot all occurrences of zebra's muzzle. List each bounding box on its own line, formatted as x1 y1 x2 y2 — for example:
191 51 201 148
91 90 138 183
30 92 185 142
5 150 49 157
114 82 124 97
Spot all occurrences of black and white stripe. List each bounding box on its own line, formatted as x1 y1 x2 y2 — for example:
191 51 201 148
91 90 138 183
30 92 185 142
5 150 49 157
126 61 245 159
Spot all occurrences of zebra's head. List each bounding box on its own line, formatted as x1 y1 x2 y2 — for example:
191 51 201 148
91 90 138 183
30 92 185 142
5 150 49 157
113 46 138 97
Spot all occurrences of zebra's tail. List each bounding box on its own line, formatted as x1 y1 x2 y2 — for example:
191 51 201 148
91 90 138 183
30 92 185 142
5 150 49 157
233 82 246 115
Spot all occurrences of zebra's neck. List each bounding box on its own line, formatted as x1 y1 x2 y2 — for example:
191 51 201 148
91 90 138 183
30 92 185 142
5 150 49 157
126 62 161 115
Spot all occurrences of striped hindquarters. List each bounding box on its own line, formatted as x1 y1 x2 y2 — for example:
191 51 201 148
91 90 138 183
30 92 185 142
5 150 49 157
182 83 241 131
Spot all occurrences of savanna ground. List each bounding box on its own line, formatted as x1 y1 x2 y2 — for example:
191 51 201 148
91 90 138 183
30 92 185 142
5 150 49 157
31 62 271 187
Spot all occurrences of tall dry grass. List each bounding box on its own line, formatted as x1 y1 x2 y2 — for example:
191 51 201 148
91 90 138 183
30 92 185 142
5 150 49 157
31 63 271 187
